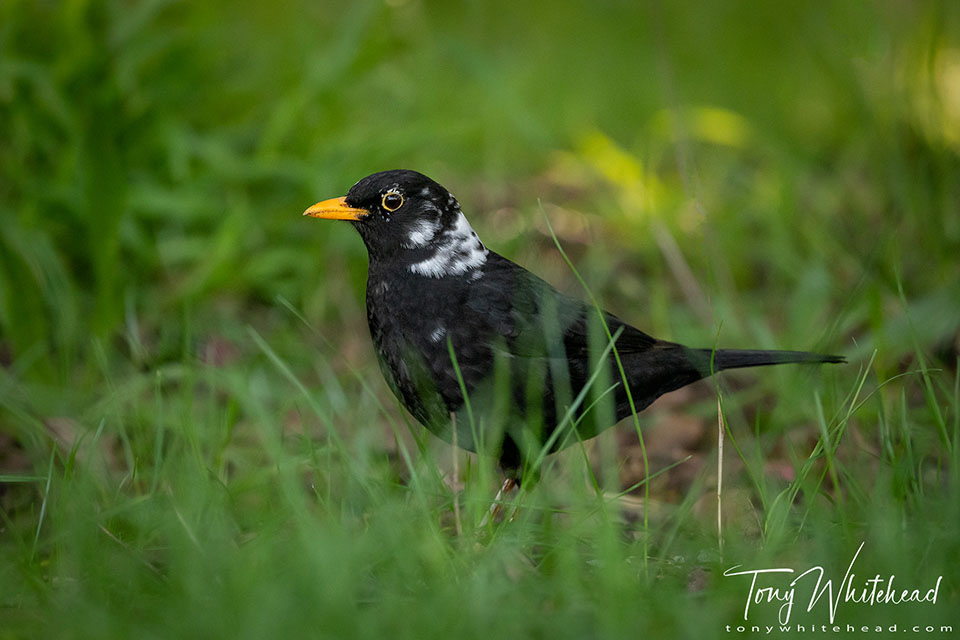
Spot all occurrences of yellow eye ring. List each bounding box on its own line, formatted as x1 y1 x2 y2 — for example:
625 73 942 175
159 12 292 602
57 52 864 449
382 190 404 212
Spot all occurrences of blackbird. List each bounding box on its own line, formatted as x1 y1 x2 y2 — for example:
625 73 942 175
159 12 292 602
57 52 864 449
304 170 844 481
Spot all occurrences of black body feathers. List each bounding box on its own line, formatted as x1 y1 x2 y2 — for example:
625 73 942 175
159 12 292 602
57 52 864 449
307 170 845 474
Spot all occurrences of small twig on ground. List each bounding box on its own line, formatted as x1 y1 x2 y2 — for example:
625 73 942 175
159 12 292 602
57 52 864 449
717 395 724 554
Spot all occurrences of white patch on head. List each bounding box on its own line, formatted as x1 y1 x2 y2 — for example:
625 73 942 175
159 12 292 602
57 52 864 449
420 187 431 196
430 326 446 343
409 211 488 278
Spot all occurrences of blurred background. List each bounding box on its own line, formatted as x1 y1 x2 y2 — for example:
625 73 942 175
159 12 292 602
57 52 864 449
1 0 958 637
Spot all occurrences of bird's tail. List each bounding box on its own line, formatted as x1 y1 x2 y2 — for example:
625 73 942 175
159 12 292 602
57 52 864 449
612 345 844 423
696 348 846 373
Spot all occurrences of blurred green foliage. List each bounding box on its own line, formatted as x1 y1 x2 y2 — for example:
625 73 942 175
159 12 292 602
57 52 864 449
0 0 958 637
1 0 958 378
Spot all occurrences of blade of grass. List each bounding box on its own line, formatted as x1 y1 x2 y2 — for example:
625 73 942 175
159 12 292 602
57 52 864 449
539 201 651 576
30 446 56 561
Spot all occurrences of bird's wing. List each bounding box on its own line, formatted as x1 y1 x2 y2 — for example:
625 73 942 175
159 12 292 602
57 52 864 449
467 252 658 360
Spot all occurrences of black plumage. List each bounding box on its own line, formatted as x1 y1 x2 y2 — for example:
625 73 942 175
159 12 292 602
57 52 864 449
305 170 844 477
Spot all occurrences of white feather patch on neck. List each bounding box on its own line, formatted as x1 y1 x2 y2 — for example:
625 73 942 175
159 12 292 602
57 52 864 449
402 218 441 249
409 212 488 278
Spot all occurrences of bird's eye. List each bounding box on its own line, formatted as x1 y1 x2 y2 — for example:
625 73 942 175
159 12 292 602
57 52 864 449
382 191 404 212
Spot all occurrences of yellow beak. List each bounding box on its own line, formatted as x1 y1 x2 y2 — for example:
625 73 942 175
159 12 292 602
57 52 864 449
303 196 368 221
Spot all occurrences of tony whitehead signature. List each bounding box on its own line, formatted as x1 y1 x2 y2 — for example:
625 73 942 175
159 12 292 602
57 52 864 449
723 542 943 625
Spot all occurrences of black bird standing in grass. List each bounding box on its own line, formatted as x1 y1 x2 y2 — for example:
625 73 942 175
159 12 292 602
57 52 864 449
304 170 844 494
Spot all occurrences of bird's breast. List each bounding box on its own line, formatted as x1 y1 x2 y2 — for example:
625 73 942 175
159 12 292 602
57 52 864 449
365 266 495 419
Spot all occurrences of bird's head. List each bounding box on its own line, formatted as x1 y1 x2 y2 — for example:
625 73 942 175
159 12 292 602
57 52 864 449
304 169 488 278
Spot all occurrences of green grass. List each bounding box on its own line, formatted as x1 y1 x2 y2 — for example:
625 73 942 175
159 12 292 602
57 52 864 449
1 0 959 637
